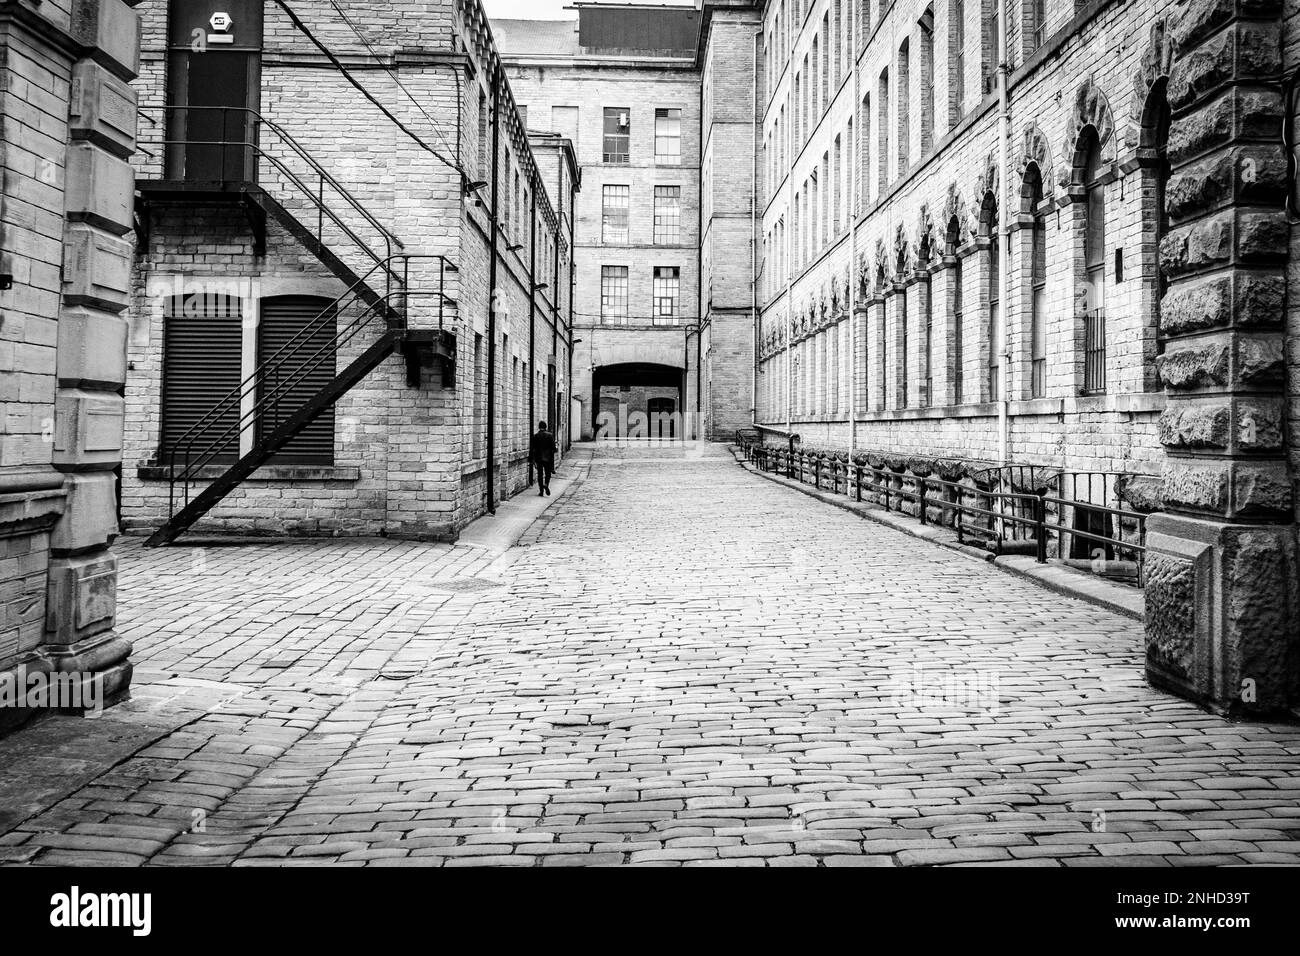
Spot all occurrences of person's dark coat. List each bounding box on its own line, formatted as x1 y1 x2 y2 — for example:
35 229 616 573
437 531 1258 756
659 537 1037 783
530 429 556 467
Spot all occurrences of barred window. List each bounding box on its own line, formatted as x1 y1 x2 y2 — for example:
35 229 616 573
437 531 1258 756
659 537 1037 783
653 186 681 245
601 266 629 324
655 108 682 165
602 185 630 244
603 107 630 164
653 266 680 325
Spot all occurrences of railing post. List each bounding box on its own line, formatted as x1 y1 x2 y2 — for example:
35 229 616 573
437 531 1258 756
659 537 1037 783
919 477 928 526
854 465 862 502
1035 494 1048 564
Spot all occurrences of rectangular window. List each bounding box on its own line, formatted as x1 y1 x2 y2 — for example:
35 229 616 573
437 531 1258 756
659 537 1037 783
951 0 966 122
472 333 483 459
877 70 890 192
919 8 935 154
655 108 682 165
602 185 630 244
513 172 521 242
603 107 630 164
1032 0 1048 49
601 265 629 323
654 186 682 244
981 1 998 93
478 89 489 177
502 151 512 236
653 266 680 325
897 38 910 174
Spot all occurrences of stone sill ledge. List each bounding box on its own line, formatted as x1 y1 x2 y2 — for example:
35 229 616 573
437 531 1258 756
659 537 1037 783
135 466 362 483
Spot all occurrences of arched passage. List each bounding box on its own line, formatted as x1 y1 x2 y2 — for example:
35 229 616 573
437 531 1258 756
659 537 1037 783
591 362 685 438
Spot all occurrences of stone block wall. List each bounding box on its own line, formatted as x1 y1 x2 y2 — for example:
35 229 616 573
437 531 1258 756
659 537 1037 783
0 0 140 731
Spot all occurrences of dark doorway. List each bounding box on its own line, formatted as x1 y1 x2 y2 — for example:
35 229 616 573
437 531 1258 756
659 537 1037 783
591 362 684 439
165 0 263 182
647 398 676 438
1070 505 1115 562
166 51 258 182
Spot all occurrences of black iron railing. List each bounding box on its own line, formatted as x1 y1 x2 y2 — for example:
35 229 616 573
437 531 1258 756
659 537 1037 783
734 437 1151 587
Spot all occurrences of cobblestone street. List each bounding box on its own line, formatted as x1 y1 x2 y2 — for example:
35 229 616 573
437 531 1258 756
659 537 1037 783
3 443 1300 867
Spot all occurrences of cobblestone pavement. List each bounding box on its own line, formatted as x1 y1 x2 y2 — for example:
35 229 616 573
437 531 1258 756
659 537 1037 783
4 442 1300 867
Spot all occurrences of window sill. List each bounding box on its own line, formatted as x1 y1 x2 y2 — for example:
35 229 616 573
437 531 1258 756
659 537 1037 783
136 465 361 483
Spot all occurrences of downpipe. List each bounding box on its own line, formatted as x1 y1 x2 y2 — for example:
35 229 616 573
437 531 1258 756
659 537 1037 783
997 3 1012 465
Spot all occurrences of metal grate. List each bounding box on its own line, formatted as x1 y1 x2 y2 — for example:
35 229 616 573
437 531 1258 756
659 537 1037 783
1084 309 1106 394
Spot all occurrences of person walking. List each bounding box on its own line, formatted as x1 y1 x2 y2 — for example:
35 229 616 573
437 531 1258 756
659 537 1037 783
530 421 556 496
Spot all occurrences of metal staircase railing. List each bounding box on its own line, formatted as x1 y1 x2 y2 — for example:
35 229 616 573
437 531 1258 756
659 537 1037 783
146 254 458 547
144 105 406 291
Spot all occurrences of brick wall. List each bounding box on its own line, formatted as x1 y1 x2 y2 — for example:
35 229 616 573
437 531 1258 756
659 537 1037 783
123 0 575 541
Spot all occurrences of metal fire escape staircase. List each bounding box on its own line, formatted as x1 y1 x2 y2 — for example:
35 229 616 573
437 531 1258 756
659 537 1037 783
137 107 458 547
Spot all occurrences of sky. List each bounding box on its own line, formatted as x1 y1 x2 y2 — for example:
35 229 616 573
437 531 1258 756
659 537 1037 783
483 0 695 19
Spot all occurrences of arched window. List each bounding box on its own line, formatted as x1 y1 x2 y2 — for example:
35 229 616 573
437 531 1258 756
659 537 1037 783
1024 163 1047 398
1079 128 1106 394
947 215 964 404
1144 77 1172 390
919 232 933 405
981 192 1000 401
898 245 910 407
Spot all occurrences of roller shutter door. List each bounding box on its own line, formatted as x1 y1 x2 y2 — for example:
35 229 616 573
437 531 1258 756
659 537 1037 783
161 295 243 466
256 296 337 466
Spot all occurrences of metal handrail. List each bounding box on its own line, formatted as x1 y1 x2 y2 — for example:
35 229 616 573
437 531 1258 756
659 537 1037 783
741 443 1150 586
146 105 404 281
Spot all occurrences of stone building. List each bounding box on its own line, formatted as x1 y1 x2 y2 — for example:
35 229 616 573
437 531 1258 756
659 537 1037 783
0 0 141 729
121 0 576 543
493 8 704 440
495 2 760 441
